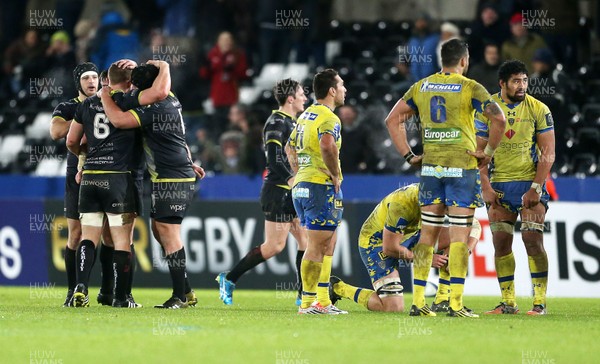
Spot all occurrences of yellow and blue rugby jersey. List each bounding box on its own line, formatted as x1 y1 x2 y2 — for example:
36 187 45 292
289 104 342 185
359 184 421 249
402 72 494 170
475 93 553 182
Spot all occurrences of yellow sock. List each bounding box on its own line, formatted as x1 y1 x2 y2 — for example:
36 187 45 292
300 259 322 308
434 264 450 304
335 281 375 310
412 243 433 307
528 252 548 306
495 252 516 306
448 242 469 311
317 255 333 306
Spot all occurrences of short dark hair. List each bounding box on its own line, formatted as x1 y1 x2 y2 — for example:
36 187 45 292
313 68 339 100
441 39 469 67
99 70 108 82
108 64 131 85
498 60 528 83
273 78 300 106
131 63 159 90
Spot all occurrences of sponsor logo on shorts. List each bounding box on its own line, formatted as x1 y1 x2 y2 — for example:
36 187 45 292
112 202 126 208
334 199 343 209
421 165 463 178
297 153 311 167
170 204 185 212
493 189 505 199
419 81 462 93
81 179 110 189
378 251 388 260
423 128 461 143
292 187 310 199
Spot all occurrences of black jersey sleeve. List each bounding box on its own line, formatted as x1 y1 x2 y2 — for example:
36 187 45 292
120 89 142 110
73 99 87 124
52 100 76 120
264 114 293 182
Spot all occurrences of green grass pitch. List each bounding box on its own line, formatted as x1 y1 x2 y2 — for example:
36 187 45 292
2 286 599 364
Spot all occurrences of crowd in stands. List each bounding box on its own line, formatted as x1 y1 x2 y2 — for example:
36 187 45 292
0 0 597 177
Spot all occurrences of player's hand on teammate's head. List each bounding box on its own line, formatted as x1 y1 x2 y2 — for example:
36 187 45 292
114 59 137 70
145 60 167 68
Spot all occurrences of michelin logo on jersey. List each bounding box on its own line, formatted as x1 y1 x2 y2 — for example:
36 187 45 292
419 81 462 93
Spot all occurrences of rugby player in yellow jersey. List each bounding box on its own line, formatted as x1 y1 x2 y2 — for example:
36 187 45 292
386 39 506 317
475 60 555 315
286 69 347 315
329 184 481 312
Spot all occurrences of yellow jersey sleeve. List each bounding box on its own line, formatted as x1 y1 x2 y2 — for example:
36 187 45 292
470 81 494 114
401 82 419 112
535 102 554 133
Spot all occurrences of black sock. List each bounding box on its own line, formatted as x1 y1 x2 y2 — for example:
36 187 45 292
296 250 305 295
184 248 192 294
99 244 114 295
127 244 136 294
226 246 266 283
166 248 187 301
113 250 131 301
76 240 96 289
64 246 77 291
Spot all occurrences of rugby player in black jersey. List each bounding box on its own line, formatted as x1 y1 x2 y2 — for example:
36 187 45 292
49 62 109 307
66 63 168 307
100 61 205 309
216 79 308 306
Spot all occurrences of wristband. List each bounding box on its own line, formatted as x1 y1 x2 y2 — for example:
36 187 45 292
403 151 416 163
77 152 86 171
484 144 495 157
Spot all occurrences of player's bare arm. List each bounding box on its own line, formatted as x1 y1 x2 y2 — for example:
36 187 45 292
522 129 555 209
476 136 500 207
381 228 411 260
285 141 298 175
138 60 171 105
185 144 205 180
319 133 341 193
50 117 71 140
469 102 506 167
385 99 422 165
99 86 139 129
66 121 84 156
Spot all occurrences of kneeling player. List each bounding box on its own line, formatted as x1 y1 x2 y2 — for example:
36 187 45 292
330 184 481 312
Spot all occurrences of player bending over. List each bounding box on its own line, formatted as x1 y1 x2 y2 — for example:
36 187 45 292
330 184 480 312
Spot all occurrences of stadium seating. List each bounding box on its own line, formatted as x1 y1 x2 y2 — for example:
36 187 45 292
26 112 53 140
0 134 25 169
